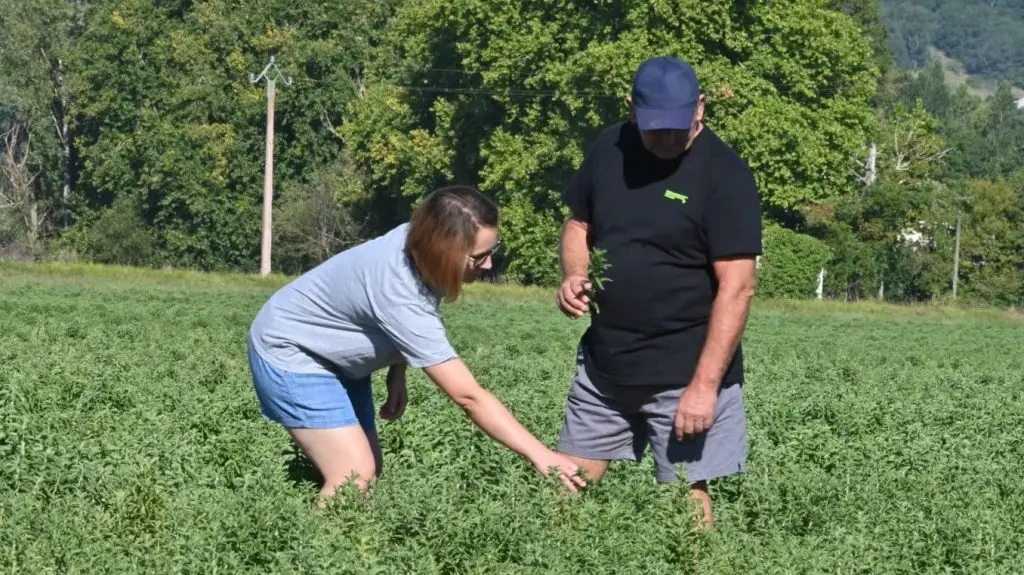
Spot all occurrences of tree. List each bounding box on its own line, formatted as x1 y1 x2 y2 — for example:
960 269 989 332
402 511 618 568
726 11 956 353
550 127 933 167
351 0 882 284
956 178 1024 305
273 155 367 274
809 99 954 301
0 122 45 254
66 0 379 270
0 0 92 232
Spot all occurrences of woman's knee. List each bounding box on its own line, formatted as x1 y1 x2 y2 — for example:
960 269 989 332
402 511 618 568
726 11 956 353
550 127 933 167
323 461 377 491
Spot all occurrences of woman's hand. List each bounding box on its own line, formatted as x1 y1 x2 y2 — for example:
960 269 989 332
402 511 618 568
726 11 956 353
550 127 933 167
380 363 408 421
528 449 587 493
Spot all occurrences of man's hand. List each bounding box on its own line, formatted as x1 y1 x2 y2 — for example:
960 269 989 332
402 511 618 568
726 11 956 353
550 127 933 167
673 384 718 440
557 218 591 319
380 363 408 421
556 275 591 319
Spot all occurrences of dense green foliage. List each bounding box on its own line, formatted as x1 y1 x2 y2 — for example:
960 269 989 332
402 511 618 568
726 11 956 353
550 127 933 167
856 66 1024 304
880 0 1024 85
3 266 1024 572
758 224 832 299
1 0 1023 305
350 0 880 283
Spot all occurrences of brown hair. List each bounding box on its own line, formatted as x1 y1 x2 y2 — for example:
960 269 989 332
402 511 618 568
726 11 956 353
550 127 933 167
406 185 499 302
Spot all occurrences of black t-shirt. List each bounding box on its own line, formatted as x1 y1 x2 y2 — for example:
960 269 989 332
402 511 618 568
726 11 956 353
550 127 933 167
563 121 762 388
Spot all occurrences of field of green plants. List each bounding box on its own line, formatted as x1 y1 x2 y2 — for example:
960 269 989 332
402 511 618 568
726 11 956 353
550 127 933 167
2 263 1023 574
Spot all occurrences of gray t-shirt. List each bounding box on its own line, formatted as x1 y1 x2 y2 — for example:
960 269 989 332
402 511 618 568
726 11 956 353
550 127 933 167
248 223 459 379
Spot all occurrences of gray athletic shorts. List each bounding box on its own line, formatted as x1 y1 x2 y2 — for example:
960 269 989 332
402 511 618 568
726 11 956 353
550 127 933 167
557 352 747 484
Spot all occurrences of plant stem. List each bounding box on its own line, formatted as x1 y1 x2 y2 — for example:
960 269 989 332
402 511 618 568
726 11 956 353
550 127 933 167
587 247 611 314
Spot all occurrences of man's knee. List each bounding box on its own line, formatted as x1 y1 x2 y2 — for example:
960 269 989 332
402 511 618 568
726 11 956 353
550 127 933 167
562 454 610 483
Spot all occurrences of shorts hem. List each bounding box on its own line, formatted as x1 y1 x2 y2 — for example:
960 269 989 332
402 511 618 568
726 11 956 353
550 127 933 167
260 412 365 430
656 460 747 484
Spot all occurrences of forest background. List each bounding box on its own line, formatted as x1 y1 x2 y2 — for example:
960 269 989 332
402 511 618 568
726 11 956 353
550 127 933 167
2 0 1024 306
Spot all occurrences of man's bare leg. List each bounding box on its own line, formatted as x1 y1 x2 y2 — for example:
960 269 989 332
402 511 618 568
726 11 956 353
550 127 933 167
570 455 714 529
563 455 609 484
653 478 715 530
689 480 714 530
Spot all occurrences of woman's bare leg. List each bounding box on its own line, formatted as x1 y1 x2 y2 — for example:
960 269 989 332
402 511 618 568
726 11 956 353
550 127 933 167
288 426 379 505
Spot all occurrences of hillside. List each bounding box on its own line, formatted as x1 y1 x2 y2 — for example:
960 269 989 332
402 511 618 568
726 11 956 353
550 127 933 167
924 47 1024 100
880 0 1024 89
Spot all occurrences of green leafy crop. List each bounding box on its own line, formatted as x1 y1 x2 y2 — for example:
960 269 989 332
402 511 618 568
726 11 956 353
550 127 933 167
3 265 1024 574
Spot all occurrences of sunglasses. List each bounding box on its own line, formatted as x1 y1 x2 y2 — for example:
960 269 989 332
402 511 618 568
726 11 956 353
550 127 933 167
467 239 502 267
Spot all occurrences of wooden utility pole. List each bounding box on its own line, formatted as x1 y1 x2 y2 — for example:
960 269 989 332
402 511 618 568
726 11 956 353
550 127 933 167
952 211 962 300
249 56 292 278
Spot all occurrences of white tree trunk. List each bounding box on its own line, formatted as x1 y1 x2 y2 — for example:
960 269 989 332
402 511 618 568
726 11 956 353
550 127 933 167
1 124 44 245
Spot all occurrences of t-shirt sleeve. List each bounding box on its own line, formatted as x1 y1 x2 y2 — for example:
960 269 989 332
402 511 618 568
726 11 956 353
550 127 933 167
370 283 458 369
562 141 598 222
704 157 763 259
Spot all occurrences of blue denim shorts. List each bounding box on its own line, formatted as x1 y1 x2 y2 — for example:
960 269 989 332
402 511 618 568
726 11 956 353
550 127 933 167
246 338 376 435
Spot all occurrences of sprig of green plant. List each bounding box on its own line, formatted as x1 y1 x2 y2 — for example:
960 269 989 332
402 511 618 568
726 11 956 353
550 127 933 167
586 247 611 314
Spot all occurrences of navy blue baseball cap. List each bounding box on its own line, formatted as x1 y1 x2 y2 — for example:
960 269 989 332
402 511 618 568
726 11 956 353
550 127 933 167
631 56 701 131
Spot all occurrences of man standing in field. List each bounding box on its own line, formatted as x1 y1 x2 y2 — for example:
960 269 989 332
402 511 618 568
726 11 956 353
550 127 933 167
554 55 761 529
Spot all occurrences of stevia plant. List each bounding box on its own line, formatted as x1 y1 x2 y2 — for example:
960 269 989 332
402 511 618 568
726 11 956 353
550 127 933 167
586 247 611 314
8 264 1024 574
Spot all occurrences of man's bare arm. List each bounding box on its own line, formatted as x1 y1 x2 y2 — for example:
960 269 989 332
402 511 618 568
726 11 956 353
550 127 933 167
556 218 593 318
689 256 757 390
560 218 590 281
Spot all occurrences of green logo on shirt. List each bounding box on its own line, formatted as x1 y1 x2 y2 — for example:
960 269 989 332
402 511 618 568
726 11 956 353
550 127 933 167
664 190 688 204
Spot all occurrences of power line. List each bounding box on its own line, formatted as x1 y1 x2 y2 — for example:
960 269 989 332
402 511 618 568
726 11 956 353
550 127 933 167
392 85 621 99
